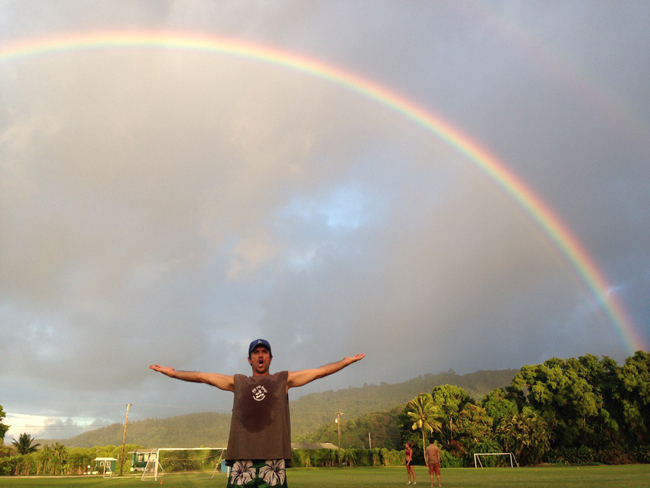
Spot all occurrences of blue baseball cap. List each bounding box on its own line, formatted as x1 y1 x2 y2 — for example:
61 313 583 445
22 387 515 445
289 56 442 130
248 338 272 357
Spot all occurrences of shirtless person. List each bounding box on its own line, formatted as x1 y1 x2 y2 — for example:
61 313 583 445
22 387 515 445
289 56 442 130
424 437 441 487
150 339 364 487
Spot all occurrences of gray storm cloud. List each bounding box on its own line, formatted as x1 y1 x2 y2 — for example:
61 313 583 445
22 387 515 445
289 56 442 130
1 1 649 437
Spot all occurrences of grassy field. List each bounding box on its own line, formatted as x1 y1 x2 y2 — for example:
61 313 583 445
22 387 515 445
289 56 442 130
1 465 649 488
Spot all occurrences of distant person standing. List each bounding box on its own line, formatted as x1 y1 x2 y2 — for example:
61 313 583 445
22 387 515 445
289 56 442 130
424 437 441 487
150 339 364 488
405 442 416 484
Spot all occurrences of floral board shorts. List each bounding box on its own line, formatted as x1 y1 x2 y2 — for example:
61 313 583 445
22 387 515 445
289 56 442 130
227 459 287 487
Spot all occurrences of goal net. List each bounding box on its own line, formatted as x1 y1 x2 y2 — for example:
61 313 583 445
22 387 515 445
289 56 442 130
140 447 226 481
474 452 518 468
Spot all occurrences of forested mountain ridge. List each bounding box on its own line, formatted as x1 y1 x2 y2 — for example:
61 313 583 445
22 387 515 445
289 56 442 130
57 368 516 448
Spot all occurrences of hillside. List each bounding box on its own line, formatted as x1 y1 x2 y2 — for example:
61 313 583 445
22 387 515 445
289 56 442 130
61 411 232 449
297 406 405 450
58 368 516 448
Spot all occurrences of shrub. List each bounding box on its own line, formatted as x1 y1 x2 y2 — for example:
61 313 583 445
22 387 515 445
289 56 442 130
380 448 403 466
440 450 464 468
0 456 19 476
291 449 338 467
598 448 633 465
632 445 650 464
546 446 597 465
290 448 403 467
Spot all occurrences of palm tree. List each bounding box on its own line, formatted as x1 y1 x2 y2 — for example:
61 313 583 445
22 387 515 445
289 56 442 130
49 442 68 475
406 393 442 455
496 410 551 465
0 405 9 442
12 433 40 454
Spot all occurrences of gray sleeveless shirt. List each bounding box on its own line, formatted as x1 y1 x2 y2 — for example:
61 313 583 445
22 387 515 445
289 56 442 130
226 371 292 465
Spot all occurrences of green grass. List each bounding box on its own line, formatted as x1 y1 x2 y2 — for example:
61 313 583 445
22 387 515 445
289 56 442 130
1 465 649 487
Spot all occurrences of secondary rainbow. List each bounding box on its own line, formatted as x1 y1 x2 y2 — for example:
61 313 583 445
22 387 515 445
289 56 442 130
1 31 644 353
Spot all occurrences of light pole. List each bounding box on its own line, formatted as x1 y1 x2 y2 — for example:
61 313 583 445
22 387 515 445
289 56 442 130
335 411 343 467
119 403 132 476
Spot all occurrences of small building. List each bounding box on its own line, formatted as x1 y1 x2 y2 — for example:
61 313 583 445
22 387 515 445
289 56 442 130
94 457 118 475
129 448 158 472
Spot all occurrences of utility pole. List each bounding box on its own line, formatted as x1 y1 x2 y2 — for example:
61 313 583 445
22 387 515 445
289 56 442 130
368 432 372 450
119 403 132 476
335 411 343 467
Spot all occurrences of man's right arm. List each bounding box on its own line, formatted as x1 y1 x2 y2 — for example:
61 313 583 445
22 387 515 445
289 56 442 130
149 364 235 392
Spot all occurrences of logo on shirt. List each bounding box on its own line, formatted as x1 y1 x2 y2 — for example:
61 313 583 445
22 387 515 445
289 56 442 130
252 385 267 402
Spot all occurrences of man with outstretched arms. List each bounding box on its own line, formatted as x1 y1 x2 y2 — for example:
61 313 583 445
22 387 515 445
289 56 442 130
150 339 365 488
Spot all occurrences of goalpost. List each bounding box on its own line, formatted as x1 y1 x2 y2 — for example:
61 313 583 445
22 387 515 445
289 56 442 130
474 452 518 468
140 451 162 482
140 447 227 481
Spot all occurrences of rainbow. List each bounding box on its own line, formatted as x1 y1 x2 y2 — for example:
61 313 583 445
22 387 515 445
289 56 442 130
1 31 645 353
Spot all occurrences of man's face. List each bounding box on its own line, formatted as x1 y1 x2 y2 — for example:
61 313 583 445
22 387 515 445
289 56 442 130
248 346 272 376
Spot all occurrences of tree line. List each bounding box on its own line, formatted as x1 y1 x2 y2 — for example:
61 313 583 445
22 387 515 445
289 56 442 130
0 438 145 476
399 351 650 466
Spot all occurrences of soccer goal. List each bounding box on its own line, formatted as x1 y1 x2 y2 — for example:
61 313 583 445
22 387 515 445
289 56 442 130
474 452 518 468
140 447 227 481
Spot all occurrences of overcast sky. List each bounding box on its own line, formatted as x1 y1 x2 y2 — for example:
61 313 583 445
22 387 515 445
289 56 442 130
1 1 649 442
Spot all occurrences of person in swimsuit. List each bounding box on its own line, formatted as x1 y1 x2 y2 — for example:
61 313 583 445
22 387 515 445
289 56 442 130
405 442 416 484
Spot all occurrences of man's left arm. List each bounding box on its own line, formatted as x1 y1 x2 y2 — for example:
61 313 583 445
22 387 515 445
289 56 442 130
287 353 365 389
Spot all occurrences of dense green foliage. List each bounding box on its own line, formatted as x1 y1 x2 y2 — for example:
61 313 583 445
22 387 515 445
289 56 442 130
0 443 144 476
398 351 650 467
291 448 403 467
0 406 9 442
405 393 442 454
